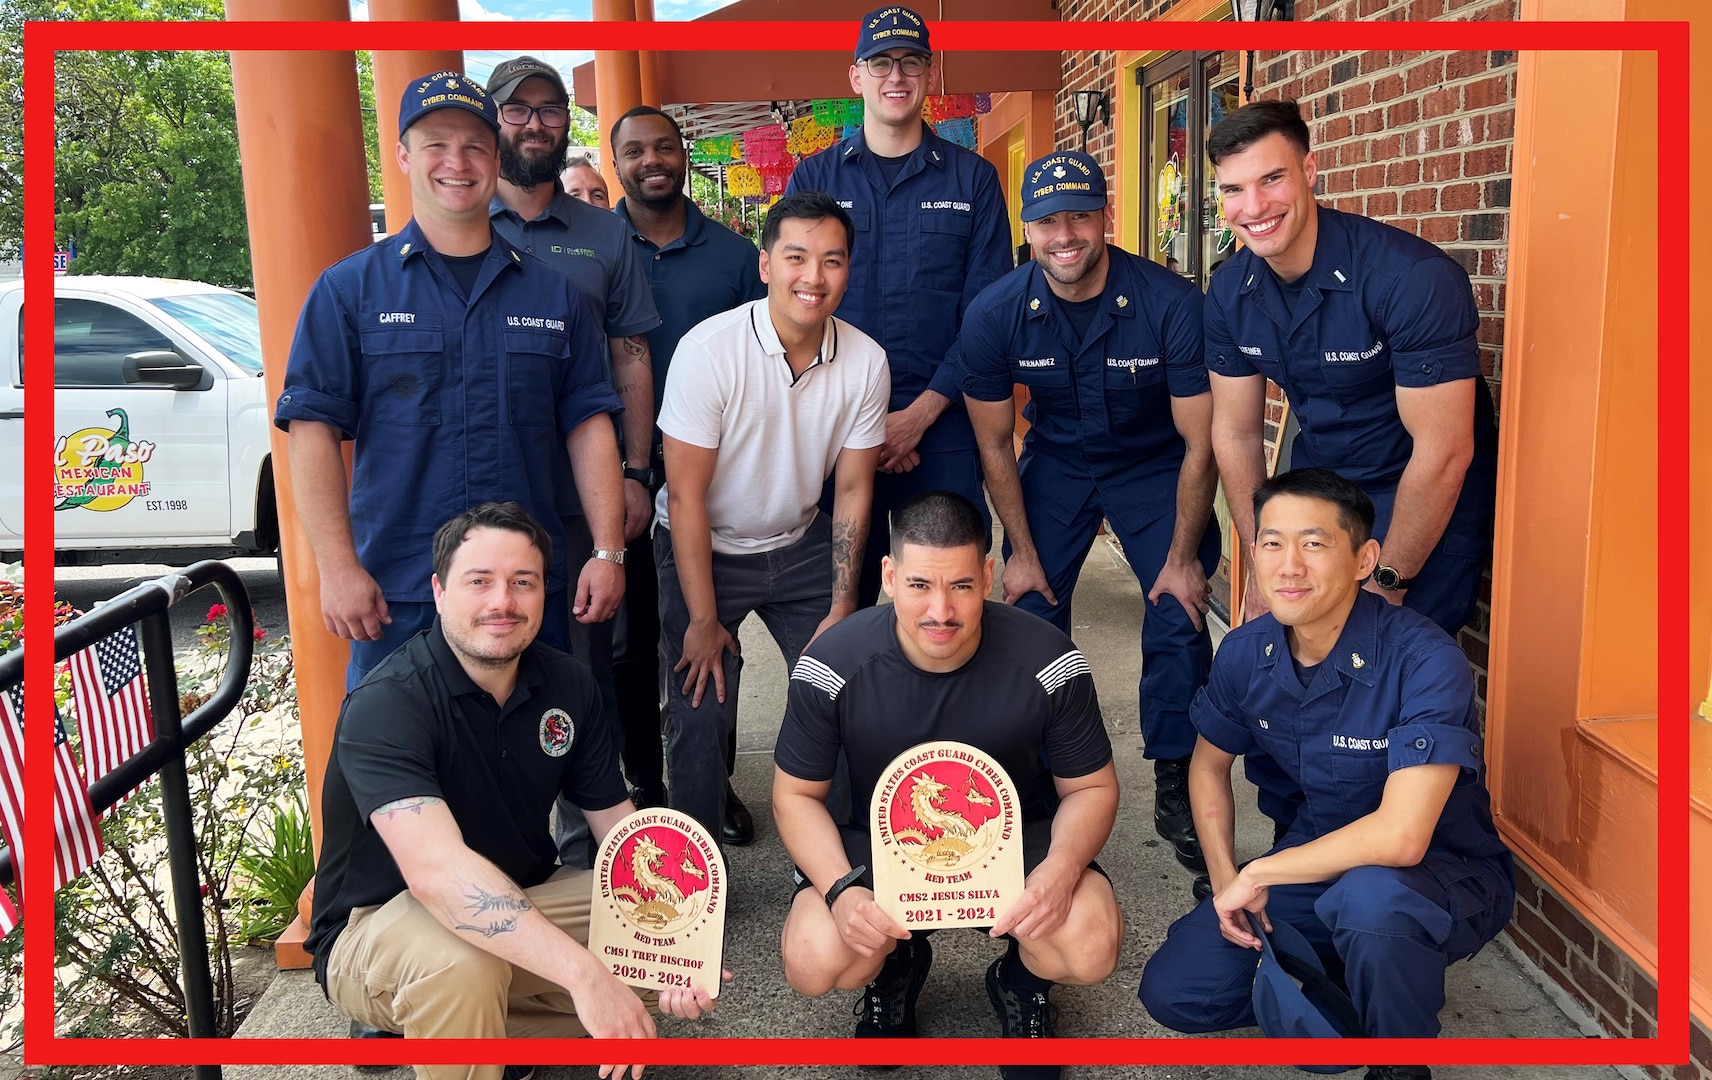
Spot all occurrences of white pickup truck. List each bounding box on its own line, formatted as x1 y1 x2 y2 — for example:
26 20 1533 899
0 277 279 567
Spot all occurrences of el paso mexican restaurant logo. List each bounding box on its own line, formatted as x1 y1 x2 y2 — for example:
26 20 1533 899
54 408 156 512
590 808 726 996
871 741 1024 930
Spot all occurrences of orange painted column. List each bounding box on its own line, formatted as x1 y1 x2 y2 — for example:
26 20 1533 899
593 0 644 198
635 0 661 108
225 0 372 855
369 0 463 236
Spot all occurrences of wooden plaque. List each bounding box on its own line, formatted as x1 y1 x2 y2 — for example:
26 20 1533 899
589 807 726 998
869 741 1025 931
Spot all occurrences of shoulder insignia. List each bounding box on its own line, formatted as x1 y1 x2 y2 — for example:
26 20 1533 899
790 655 846 700
1036 650 1090 695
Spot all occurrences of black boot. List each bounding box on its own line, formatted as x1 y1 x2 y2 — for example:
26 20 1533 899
722 782 755 846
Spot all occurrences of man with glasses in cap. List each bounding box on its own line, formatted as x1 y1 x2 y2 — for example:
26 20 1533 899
1137 468 1514 1080
961 149 1219 890
486 55 663 865
277 70 624 696
786 5 1013 609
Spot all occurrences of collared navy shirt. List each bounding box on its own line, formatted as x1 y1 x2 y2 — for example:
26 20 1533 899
1204 205 1498 494
1192 589 1510 866
962 245 1207 532
613 197 765 422
274 219 620 602
488 187 661 343
787 122 1012 454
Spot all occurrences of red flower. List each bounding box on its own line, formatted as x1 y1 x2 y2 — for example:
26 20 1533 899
206 603 228 623
253 627 267 643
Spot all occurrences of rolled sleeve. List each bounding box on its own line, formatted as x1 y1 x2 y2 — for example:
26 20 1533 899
1391 637 1483 778
1387 722 1484 775
1384 257 1480 388
1163 287 1210 398
1189 652 1256 756
957 294 1016 403
556 285 625 435
276 271 362 437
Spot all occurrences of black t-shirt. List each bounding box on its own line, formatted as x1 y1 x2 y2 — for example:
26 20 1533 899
1057 294 1103 344
775 602 1113 829
441 249 489 299
872 151 911 190
305 621 628 986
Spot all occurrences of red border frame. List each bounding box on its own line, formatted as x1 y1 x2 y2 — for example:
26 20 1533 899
20 15 1690 1071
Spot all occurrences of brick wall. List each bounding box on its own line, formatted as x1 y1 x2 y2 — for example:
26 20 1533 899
1507 862 1712 1080
1049 1 1519 707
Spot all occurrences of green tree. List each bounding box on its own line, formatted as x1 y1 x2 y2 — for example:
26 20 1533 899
46 0 251 286
0 0 52 259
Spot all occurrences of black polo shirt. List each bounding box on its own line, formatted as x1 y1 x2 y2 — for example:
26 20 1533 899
305 620 628 987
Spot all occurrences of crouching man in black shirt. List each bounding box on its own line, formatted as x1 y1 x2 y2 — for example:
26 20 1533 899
305 501 723 1080
772 491 1123 1080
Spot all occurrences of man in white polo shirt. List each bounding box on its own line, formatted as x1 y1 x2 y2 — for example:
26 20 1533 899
654 190 890 842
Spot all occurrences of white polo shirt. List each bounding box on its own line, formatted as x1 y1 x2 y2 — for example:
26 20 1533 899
655 298 890 555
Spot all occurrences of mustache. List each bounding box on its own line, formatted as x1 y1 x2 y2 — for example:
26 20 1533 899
917 620 964 630
475 612 527 625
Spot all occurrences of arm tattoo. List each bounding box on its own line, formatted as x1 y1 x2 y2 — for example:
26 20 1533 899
830 516 868 604
453 883 532 938
622 335 648 357
373 796 442 819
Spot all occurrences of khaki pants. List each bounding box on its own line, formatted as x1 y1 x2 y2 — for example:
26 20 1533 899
325 866 647 1080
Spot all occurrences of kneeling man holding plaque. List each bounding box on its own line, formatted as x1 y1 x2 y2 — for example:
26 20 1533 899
773 491 1123 1080
306 503 721 1080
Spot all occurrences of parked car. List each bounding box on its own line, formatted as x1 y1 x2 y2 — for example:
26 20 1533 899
0 276 279 567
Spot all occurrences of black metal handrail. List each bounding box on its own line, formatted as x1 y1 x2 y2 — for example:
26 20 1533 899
0 559 256 1080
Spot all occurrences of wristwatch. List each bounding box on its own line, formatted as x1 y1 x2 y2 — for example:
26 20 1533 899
623 466 658 488
1372 564 1415 591
591 548 626 565
823 864 868 909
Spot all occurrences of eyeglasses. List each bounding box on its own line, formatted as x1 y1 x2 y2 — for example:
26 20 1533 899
860 53 930 78
498 103 571 128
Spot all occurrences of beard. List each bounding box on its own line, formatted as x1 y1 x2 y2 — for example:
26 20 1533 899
500 132 568 188
620 167 686 211
1035 241 1106 288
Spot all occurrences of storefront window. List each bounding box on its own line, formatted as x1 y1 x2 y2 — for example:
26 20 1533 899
1139 50 1243 290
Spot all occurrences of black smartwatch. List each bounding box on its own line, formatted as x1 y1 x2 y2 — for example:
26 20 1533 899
623 466 658 489
823 864 869 909
1372 564 1415 591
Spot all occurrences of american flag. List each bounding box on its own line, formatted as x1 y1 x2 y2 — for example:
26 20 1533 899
69 625 155 803
0 684 25 888
51 702 104 888
0 682 105 891
0 886 15 940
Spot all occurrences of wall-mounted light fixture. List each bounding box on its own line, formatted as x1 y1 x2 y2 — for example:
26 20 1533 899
1230 0 1295 99
1073 89 1110 151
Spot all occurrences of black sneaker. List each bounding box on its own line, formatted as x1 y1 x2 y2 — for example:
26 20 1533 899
853 936 933 1067
985 957 1060 1080
501 1067 536 1080
1365 1069 1431 1080
1191 873 1213 902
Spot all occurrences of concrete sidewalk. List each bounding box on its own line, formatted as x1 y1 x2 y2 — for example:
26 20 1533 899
232 533 1627 1080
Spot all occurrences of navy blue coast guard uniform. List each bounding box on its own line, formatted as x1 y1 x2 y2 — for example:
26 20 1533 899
962 245 1218 763
1137 590 1515 1039
787 123 1013 605
1205 204 1498 635
275 218 620 689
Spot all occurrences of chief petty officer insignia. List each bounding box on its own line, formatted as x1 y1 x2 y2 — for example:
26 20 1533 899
539 708 575 758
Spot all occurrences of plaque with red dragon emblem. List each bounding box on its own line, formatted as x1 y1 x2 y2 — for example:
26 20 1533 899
589 807 726 997
870 741 1024 930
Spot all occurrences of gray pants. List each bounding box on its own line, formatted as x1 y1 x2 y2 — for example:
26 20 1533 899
655 515 832 838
